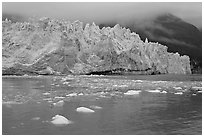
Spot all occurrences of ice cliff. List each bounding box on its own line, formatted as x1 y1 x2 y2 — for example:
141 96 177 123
2 17 191 75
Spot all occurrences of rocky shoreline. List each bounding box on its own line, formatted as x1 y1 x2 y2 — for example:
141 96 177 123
2 17 191 75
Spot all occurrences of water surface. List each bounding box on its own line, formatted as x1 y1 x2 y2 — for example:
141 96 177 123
2 75 202 135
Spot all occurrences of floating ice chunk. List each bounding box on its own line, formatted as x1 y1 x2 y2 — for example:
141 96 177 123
51 115 72 125
174 92 183 95
20 123 24 126
31 117 40 120
117 85 128 87
43 92 50 95
63 82 69 85
197 90 202 93
53 100 64 107
192 93 197 96
147 89 160 93
152 81 167 83
135 80 143 82
2 101 23 105
160 90 167 94
124 90 141 95
54 96 65 99
43 98 52 101
100 91 105 94
99 95 107 98
90 105 102 109
76 107 95 113
173 87 182 90
61 77 68 82
66 93 77 97
78 93 84 96
192 87 202 91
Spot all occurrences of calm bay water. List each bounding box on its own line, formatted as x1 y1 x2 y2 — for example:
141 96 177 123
2 75 202 135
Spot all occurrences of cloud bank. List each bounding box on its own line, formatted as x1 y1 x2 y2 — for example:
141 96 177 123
2 2 202 28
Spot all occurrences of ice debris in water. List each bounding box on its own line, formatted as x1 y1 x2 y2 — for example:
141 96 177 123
53 100 64 107
197 90 202 93
2 101 23 105
90 105 102 109
134 80 143 82
160 90 167 94
76 107 95 113
31 117 40 120
66 93 77 97
63 82 69 85
174 92 183 95
192 86 202 91
54 96 65 99
78 93 84 96
146 89 160 93
173 87 182 90
124 90 141 95
51 115 72 125
43 92 50 95
43 98 52 101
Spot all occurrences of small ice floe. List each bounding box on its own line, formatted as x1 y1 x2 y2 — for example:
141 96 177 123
124 90 141 95
90 105 102 110
43 92 50 95
192 86 202 91
146 89 160 93
174 92 183 95
56 85 60 87
160 90 167 94
100 91 106 94
197 90 202 93
99 95 107 98
66 93 77 97
31 117 40 121
53 100 64 107
20 123 24 126
173 87 182 90
118 85 128 88
61 77 67 82
2 101 23 105
78 93 84 96
192 93 197 96
135 80 143 82
152 81 166 84
54 96 65 99
76 107 95 113
51 115 72 125
63 82 69 85
43 98 52 101
51 83 55 86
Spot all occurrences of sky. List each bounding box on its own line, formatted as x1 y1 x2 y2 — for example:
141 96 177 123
2 2 202 28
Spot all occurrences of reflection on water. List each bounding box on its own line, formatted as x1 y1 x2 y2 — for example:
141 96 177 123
2 75 202 135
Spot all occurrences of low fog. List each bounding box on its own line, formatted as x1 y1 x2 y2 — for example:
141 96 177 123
2 2 202 28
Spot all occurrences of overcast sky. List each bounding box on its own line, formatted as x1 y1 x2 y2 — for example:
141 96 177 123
2 2 202 28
